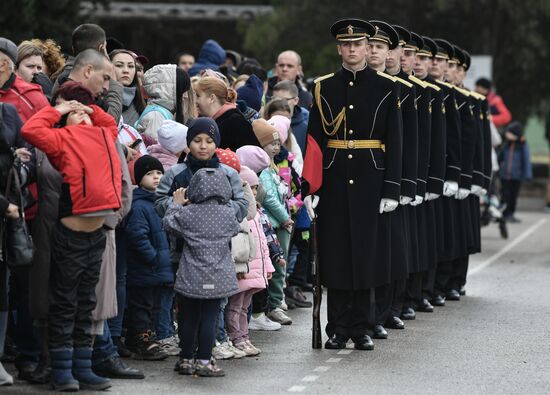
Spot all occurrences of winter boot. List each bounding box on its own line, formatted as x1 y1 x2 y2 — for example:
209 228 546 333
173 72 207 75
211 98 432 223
49 348 79 392
72 347 111 391
126 332 168 361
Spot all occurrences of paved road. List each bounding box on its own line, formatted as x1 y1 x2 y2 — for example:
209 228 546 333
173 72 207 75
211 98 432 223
5 211 550 394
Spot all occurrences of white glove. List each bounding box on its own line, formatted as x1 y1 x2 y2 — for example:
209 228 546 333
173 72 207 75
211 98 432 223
443 181 459 197
400 196 413 206
471 184 483 195
425 192 440 201
379 198 399 214
409 195 424 206
471 184 487 197
304 195 320 220
455 188 470 200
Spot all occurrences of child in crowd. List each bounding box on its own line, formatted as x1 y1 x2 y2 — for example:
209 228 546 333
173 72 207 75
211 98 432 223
224 166 275 356
124 155 174 361
21 82 121 391
268 116 310 309
252 119 294 325
235 145 284 331
154 117 248 371
211 148 251 361
498 121 532 223
148 119 189 171
163 168 240 377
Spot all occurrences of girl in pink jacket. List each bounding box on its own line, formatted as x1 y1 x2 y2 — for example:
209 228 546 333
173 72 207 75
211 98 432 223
224 166 275 356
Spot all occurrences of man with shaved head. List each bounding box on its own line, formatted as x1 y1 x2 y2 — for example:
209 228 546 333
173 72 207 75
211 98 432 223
267 50 312 108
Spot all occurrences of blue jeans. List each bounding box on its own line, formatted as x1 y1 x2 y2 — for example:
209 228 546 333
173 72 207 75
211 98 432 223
154 286 175 340
107 228 127 338
92 321 118 366
216 298 228 343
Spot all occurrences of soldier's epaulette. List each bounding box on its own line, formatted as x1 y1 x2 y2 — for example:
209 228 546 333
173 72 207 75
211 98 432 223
313 73 334 84
408 75 428 88
376 70 396 82
424 81 441 91
393 76 413 88
435 79 455 89
454 86 471 97
469 91 486 100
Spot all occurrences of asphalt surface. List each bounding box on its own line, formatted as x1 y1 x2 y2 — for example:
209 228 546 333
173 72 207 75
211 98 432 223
4 211 550 394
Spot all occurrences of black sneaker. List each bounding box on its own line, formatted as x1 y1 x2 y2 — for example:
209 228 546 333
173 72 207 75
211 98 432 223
113 336 132 358
126 332 169 361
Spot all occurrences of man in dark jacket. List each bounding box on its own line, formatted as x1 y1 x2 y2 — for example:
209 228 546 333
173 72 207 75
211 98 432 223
266 50 312 109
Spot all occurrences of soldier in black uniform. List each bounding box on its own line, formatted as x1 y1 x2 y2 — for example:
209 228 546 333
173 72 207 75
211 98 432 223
428 38 463 307
365 20 408 339
303 18 402 350
393 30 435 319
381 23 420 331
433 40 479 302
415 36 446 312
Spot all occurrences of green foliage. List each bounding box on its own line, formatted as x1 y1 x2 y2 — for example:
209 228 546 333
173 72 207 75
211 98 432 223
241 0 550 122
0 0 109 50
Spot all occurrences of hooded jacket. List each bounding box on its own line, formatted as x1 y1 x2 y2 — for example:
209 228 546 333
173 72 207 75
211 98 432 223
147 143 178 171
188 40 226 77
163 168 240 299
238 211 275 292
125 187 173 287
0 73 49 123
137 64 178 139
21 105 122 217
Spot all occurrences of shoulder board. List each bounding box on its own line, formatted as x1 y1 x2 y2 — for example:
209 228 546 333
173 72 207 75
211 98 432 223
435 79 455 89
470 91 486 100
313 73 334 84
376 70 396 82
393 76 413 88
408 75 428 88
454 86 471 97
425 82 441 92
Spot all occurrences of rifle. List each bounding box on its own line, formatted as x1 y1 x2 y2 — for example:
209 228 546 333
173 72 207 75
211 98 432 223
310 216 322 349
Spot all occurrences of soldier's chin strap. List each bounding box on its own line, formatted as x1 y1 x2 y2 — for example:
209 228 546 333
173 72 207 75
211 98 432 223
314 82 347 137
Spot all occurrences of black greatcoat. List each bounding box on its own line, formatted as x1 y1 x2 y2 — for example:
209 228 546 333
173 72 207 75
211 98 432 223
469 94 485 254
390 71 419 280
434 80 463 262
307 65 402 290
455 88 477 258
408 75 432 273
424 77 446 269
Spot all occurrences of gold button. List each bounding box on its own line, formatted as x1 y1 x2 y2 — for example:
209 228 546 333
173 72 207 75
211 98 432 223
349 81 354 86
349 129 354 135
349 105 354 109
349 179 354 185
348 154 353 159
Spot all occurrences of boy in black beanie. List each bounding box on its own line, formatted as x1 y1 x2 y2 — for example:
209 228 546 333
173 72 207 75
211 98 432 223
124 155 174 360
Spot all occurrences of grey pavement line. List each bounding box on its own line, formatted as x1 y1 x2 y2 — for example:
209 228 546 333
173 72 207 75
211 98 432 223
469 218 548 276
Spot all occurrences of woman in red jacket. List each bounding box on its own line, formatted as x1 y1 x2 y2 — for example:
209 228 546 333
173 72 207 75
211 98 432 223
21 82 121 392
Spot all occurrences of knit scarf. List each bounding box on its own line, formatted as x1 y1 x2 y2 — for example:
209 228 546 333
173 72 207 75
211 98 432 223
212 102 237 120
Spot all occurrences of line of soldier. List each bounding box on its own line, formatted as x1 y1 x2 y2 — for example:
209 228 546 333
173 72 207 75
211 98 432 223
303 18 492 350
